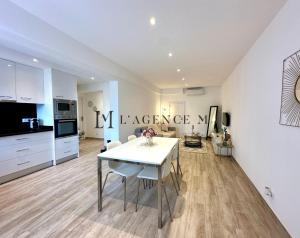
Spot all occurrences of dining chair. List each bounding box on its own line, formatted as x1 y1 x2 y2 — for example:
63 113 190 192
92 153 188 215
127 134 152 189
127 135 137 141
171 144 182 190
102 141 143 211
135 145 179 221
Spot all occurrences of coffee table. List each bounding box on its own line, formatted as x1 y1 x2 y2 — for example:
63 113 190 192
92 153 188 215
184 135 202 148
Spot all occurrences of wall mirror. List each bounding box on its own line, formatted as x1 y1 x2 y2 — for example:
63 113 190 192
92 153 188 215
280 50 300 127
206 106 218 138
296 77 300 102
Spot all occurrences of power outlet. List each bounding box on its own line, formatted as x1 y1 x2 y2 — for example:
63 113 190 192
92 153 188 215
265 186 273 197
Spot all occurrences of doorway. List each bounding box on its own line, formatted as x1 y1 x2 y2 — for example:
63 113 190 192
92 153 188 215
78 91 104 139
169 102 185 137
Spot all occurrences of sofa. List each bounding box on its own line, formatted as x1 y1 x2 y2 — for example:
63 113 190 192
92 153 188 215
134 124 177 138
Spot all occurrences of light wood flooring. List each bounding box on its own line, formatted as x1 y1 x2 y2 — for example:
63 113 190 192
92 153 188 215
0 138 290 238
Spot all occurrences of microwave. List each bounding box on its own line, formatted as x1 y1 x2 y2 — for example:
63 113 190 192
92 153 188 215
54 99 77 119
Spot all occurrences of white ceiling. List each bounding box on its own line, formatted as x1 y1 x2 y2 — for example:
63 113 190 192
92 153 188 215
10 0 286 89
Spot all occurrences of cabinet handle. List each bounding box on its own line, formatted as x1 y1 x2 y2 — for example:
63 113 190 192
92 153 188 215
16 148 30 152
21 97 32 100
0 96 12 98
64 141 71 144
16 138 29 141
17 161 31 166
58 120 76 122
56 96 64 98
64 150 72 154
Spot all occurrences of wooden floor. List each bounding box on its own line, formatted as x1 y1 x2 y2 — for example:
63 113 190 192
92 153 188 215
0 138 290 238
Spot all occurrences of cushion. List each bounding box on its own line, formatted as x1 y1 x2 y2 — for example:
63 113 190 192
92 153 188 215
161 124 168 132
162 131 176 138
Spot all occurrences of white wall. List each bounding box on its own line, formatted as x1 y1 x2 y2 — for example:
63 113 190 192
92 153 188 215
161 87 221 137
221 0 299 236
78 80 160 143
118 80 161 142
78 91 104 139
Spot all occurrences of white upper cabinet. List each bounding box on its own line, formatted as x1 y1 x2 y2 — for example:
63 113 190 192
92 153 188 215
52 69 77 100
16 64 44 104
0 59 16 101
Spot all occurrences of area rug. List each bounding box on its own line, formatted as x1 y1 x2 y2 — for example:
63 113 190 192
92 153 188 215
179 138 208 154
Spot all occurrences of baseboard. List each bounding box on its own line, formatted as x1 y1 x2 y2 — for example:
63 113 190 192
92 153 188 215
84 137 104 140
56 154 78 164
231 156 291 237
0 161 53 185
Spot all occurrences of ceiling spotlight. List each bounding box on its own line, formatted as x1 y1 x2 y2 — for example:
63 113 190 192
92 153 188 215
90 76 95 80
168 52 173 57
7 64 12 67
149 17 156 26
32 58 39 63
182 77 185 81
177 69 181 72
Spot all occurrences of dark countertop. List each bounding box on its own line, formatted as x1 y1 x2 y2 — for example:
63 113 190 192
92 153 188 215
0 126 53 137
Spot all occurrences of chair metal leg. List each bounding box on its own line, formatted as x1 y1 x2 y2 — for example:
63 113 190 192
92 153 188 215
136 179 141 212
179 164 183 176
143 179 146 189
171 162 181 190
162 183 173 221
102 171 113 191
124 177 127 211
170 172 179 195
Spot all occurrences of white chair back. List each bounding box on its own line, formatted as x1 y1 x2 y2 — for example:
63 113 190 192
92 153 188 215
107 141 122 169
162 145 176 178
128 135 137 141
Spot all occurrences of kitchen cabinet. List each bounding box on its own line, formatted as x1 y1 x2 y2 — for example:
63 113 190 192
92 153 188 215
52 69 77 100
0 59 16 101
16 64 44 104
0 131 54 183
55 135 79 163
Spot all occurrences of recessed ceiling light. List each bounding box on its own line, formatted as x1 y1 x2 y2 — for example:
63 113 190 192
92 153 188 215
32 58 39 63
149 17 156 26
7 64 12 67
168 52 173 57
90 76 95 80
177 69 181 72
182 77 185 81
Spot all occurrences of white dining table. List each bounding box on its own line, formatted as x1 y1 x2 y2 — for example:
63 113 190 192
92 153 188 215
97 136 180 228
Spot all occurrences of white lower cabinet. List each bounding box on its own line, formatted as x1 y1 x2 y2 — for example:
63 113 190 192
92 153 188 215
55 135 79 162
0 132 54 180
0 150 52 177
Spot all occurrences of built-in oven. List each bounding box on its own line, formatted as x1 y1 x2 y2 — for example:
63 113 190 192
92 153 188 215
53 99 77 119
53 99 77 138
54 119 77 138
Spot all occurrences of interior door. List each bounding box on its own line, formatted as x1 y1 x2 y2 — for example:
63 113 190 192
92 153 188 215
82 91 104 139
169 102 185 137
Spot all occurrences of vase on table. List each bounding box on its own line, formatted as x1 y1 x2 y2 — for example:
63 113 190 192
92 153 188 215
146 136 153 145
